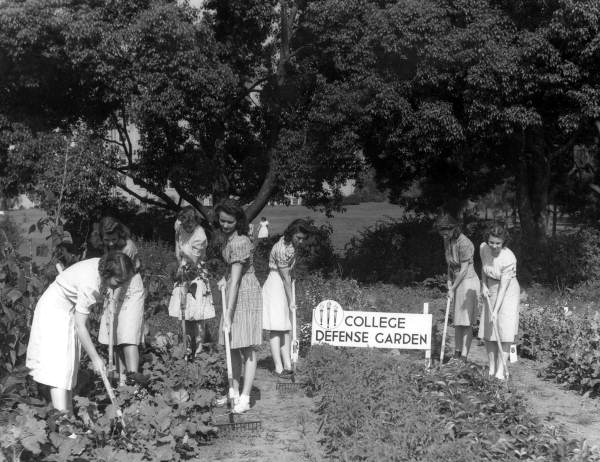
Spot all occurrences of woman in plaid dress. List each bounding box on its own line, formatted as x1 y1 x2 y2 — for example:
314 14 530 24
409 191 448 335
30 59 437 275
217 200 262 414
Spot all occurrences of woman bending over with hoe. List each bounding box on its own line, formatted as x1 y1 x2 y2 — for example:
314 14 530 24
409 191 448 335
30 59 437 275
479 223 520 380
217 200 262 414
262 219 310 377
98 217 146 386
26 252 135 412
435 214 480 361
168 206 215 357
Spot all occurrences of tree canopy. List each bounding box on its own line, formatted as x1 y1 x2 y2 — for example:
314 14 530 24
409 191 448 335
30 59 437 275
1 0 599 245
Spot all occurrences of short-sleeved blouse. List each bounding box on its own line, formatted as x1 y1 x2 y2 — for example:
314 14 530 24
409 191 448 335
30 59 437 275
175 221 207 264
480 243 517 281
53 258 102 315
445 234 477 278
268 237 295 271
223 234 256 274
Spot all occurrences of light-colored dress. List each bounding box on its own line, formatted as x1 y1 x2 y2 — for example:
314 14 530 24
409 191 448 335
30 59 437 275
98 239 145 345
478 243 520 342
446 234 480 326
168 222 215 321
257 221 269 239
218 234 263 349
262 237 295 331
26 258 103 390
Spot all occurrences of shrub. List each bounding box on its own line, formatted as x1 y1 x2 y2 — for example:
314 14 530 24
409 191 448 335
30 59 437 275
304 346 599 461
342 216 447 285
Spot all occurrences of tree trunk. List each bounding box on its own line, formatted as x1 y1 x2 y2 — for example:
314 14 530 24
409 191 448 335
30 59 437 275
515 128 550 246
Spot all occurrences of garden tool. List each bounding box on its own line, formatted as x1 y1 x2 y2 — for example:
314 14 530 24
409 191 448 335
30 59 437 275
107 291 116 382
99 367 127 431
213 283 262 435
277 280 305 394
484 294 509 381
439 296 451 366
180 274 190 361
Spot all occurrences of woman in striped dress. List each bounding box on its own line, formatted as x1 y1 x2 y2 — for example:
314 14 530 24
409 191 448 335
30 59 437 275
216 200 262 414
436 214 480 361
262 219 310 376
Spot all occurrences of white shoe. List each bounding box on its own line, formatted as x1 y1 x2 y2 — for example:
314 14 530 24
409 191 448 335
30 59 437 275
215 394 239 407
232 395 250 414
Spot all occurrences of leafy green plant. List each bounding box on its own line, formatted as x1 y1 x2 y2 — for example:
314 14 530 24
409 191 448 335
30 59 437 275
304 346 600 461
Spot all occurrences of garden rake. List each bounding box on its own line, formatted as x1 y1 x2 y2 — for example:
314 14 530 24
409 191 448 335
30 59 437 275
213 283 262 435
439 296 451 366
484 294 509 382
277 280 305 394
106 291 116 383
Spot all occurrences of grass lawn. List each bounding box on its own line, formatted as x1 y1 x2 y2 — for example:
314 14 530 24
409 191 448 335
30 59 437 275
250 202 405 251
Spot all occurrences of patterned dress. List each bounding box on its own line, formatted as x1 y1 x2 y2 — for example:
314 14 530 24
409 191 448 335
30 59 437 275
218 233 263 349
262 237 296 331
27 258 103 390
98 239 146 345
478 243 520 342
168 221 215 321
446 234 480 326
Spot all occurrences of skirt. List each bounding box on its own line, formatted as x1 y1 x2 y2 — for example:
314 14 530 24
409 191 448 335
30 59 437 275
262 271 291 331
453 274 480 326
478 277 520 342
26 283 81 390
218 272 263 349
168 277 215 321
99 273 145 345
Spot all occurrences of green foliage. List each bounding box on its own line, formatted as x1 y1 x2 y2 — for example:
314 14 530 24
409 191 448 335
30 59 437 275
0 335 226 461
342 216 446 285
305 346 600 461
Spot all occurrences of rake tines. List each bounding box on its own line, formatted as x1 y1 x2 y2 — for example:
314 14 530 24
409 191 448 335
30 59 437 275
214 418 262 435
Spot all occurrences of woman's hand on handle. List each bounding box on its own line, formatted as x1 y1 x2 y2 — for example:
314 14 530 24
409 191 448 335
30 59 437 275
481 284 490 298
92 356 106 376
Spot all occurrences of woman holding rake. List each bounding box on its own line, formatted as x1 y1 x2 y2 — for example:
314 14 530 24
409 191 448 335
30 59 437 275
97 217 146 386
479 223 520 380
216 200 262 414
168 206 215 357
26 252 135 412
262 219 310 377
436 214 480 361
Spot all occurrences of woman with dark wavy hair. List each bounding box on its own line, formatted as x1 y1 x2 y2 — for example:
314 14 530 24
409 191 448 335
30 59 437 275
479 223 520 380
98 216 146 386
215 199 262 414
26 252 135 412
435 214 480 361
262 219 311 377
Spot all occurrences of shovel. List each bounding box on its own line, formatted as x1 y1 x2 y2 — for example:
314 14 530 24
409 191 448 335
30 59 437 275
484 294 509 381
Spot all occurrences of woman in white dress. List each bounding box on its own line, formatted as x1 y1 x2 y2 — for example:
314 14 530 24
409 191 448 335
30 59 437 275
168 207 215 357
97 217 146 385
26 252 135 412
257 217 269 239
262 219 310 376
479 223 520 380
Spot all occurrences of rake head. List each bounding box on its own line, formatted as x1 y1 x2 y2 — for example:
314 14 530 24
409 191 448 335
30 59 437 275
214 418 262 436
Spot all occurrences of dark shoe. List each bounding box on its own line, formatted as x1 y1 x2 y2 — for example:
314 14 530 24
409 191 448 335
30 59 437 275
280 369 294 377
126 372 150 386
271 370 283 378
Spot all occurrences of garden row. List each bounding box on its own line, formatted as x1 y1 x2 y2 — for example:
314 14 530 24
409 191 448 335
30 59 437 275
304 345 599 461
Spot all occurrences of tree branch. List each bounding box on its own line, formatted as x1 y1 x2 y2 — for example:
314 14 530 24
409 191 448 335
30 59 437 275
117 183 179 211
172 183 212 221
245 155 278 221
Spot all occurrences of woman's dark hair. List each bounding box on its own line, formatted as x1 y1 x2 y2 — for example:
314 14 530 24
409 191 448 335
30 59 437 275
98 251 135 282
434 214 461 240
177 206 212 240
283 219 312 244
484 223 510 246
214 199 249 235
100 216 130 241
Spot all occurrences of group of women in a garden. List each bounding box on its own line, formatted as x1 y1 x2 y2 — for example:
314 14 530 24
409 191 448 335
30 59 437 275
436 216 520 380
26 199 311 415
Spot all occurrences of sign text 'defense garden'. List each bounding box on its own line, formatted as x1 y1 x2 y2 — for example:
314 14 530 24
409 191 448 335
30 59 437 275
310 300 432 349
